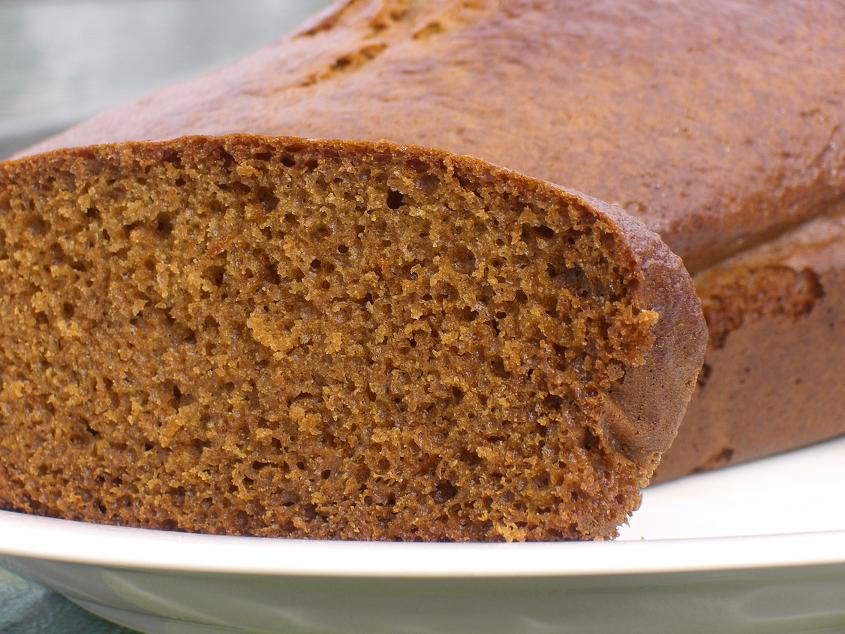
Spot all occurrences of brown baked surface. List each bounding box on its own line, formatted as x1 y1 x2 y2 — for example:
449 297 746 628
0 137 705 540
19 0 839 479
655 201 845 480
3 0 842 534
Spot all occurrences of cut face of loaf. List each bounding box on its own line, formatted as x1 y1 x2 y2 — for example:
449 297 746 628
0 137 705 541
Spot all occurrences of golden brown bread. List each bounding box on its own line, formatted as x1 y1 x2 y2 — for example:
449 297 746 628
0 137 705 540
2 0 842 535
19 0 839 479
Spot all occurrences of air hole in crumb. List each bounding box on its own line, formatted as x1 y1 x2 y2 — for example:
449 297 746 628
257 187 279 212
155 213 174 237
418 173 440 194
213 147 234 167
61 302 75 319
515 289 528 304
438 282 458 301
231 182 251 196
547 262 589 295
407 158 428 173
264 262 281 285
312 224 331 239
386 189 405 210
451 245 476 274
123 221 141 238
458 307 478 322
310 258 322 272
337 244 349 254
85 207 100 220
203 265 225 287
162 149 182 166
458 448 480 467
35 311 48 325
583 428 598 451
203 315 220 332
433 480 458 503
543 394 563 409
451 386 465 404
26 214 49 235
82 418 99 437
281 154 296 168
535 224 556 239
70 259 87 272
534 472 550 489
490 356 510 378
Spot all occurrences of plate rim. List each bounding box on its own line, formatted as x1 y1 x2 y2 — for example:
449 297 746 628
2 510 844 578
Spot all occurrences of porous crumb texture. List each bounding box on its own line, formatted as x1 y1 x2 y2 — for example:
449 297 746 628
0 138 657 541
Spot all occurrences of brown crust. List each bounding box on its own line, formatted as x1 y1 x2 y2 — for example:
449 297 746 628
654 201 845 480
589 196 706 468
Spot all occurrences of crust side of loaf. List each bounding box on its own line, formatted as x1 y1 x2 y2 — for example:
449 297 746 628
0 136 705 540
10 1 844 477
655 201 845 480
19 0 845 271
566 193 706 470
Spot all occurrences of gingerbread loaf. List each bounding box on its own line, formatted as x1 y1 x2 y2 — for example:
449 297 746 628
3 0 842 538
0 135 704 540
18 0 836 481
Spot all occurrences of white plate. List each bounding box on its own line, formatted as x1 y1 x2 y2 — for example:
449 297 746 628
2 437 845 634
